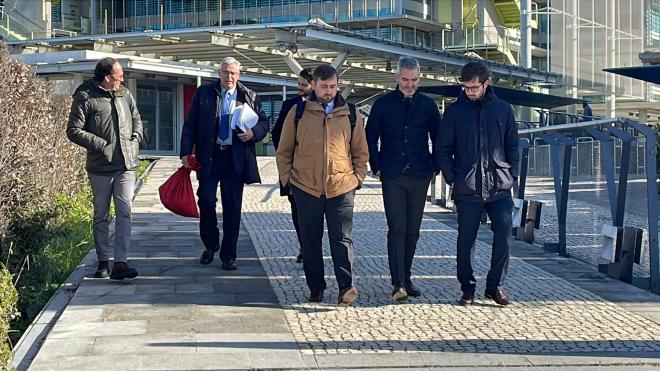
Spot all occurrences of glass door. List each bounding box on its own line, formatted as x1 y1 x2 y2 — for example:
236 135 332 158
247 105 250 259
136 83 177 154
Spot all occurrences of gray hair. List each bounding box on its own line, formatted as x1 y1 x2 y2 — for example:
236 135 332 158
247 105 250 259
219 57 241 70
397 55 420 74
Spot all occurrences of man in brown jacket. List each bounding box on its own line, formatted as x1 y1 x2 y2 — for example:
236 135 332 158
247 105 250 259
276 64 369 306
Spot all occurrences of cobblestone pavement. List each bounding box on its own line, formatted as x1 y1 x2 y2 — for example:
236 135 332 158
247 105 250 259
245 158 660 356
523 177 658 277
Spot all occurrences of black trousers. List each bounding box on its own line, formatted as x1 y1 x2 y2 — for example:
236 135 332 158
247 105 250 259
287 195 302 252
381 174 432 286
291 186 355 292
197 147 244 263
455 196 513 294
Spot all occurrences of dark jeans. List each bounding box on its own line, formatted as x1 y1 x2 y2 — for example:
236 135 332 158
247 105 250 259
455 196 513 293
287 194 302 252
382 174 431 286
197 147 244 263
291 186 355 292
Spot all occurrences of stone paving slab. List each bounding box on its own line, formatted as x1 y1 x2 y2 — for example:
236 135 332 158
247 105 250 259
23 157 660 370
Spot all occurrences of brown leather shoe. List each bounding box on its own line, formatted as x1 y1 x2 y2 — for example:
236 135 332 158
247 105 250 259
308 290 323 303
485 288 511 306
391 285 408 301
338 286 358 306
458 292 475 306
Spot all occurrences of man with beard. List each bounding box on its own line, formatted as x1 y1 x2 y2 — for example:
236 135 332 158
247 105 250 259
271 68 313 263
436 62 519 306
276 64 369 305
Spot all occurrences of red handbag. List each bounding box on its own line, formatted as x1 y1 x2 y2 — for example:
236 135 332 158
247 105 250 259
159 156 200 218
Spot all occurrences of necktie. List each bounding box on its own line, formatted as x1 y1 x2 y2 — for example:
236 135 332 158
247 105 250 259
219 91 230 141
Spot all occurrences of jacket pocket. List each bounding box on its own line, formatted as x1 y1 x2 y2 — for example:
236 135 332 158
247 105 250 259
493 159 513 191
292 156 319 190
329 158 352 176
453 167 477 196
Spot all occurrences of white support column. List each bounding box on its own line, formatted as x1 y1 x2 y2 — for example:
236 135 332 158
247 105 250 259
196 76 202 87
569 0 579 116
284 54 303 75
607 0 616 117
331 52 348 71
341 87 352 100
520 0 532 123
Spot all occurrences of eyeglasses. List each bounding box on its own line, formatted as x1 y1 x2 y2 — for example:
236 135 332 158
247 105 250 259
461 83 484 92
220 70 239 77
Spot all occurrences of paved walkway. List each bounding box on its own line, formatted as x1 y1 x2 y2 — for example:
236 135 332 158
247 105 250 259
523 177 658 277
24 157 660 370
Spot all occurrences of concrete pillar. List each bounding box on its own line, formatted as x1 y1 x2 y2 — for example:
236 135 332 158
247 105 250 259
607 0 616 117
90 0 97 35
520 0 532 123
639 109 648 123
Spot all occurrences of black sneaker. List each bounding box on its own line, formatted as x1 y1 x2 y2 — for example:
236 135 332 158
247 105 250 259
110 262 138 280
94 261 109 278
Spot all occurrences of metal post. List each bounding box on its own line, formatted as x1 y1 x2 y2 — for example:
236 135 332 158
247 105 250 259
624 119 659 294
538 133 574 257
517 139 530 199
585 127 618 222
609 127 634 226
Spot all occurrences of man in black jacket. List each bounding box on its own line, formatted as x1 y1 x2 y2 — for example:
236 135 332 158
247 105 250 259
180 57 270 271
271 68 313 264
366 56 440 301
436 62 519 306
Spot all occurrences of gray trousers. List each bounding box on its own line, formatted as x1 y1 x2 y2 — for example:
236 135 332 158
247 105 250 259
88 170 136 262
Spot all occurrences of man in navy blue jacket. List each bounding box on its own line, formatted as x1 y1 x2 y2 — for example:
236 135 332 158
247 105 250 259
436 62 519 306
180 57 270 271
271 68 313 264
366 56 441 301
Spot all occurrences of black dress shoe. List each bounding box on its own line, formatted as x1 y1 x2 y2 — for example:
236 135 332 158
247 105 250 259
308 290 323 302
458 291 475 306
391 285 408 301
199 246 219 265
485 288 511 306
110 262 138 280
222 259 237 271
94 261 109 278
404 281 421 297
338 286 358 306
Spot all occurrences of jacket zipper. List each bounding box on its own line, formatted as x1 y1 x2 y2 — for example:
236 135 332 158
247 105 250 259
322 112 328 196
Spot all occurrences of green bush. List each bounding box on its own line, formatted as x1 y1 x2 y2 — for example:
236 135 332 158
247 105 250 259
0 267 18 369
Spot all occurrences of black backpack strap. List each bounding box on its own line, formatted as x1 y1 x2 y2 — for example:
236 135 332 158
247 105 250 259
347 102 357 130
294 100 307 129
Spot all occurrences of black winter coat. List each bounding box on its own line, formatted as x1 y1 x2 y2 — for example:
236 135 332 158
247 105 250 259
366 89 440 179
180 81 270 184
436 86 519 203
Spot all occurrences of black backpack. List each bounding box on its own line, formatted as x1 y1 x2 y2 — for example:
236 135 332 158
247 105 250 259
294 100 357 133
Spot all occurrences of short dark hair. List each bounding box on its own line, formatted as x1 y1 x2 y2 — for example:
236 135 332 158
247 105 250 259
460 62 490 83
94 57 118 82
299 68 313 82
313 64 337 81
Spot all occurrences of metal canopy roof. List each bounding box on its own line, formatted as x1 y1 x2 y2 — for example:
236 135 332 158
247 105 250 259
419 85 585 109
603 65 660 85
8 22 562 96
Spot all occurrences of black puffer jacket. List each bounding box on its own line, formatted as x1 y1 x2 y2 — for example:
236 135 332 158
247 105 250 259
67 79 143 173
436 86 519 202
